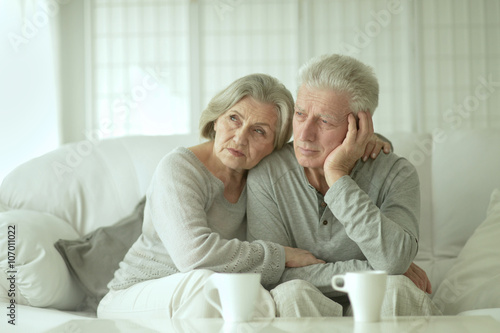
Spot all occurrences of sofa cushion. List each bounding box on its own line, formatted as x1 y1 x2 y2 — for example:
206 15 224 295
432 130 500 259
388 132 440 290
54 196 146 312
0 210 85 310
0 135 198 236
432 188 500 314
388 132 433 262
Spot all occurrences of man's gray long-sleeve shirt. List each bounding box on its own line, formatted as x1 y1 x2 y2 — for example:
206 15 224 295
247 142 420 297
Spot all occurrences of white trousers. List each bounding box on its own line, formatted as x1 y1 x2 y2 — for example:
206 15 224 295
98 272 441 320
97 269 275 320
270 275 443 317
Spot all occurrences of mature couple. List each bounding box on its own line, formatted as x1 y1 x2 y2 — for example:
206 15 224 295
97 54 441 319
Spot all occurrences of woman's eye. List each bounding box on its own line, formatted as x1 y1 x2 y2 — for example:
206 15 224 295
229 115 237 122
255 128 265 135
321 119 329 124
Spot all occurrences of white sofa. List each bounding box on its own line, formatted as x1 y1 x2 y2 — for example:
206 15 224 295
1 130 500 332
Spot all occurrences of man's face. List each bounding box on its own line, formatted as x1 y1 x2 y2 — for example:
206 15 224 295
293 85 352 170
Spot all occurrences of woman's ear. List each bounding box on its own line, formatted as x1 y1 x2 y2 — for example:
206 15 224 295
213 120 217 132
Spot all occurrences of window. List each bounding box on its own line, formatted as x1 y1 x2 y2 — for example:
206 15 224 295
87 0 299 139
88 0 191 138
85 0 500 139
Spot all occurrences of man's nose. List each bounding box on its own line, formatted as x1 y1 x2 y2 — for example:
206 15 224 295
298 118 315 142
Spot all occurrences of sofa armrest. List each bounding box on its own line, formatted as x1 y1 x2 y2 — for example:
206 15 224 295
0 210 85 310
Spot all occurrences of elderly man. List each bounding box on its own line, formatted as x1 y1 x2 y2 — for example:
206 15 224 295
247 54 441 317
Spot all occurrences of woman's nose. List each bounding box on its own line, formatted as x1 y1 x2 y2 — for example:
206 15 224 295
233 127 249 145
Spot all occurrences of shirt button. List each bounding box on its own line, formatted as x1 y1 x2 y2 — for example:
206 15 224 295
323 220 328 225
321 202 327 207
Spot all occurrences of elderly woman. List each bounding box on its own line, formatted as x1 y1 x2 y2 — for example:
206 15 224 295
97 73 388 320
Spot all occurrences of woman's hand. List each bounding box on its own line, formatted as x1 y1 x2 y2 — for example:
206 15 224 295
284 247 325 268
362 133 392 162
404 262 432 294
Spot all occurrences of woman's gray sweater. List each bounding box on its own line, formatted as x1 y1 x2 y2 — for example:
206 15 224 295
108 147 285 291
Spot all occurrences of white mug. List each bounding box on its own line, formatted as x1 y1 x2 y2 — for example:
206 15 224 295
331 271 387 322
203 273 261 322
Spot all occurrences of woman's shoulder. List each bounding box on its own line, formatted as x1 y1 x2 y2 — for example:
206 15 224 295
159 147 199 167
156 147 211 182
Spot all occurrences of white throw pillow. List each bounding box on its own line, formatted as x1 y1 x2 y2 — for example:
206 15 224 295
0 210 86 310
432 188 500 314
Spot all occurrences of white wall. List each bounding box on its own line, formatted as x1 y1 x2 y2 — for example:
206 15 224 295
0 1 60 183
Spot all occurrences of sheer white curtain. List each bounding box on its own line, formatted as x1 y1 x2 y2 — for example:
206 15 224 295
85 0 500 141
416 0 500 133
0 0 60 182
303 0 419 133
86 0 300 139
304 0 500 134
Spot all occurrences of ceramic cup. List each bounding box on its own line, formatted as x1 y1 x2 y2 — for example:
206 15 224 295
204 273 261 322
331 271 387 322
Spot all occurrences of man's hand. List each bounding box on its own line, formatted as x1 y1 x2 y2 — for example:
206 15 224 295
362 133 392 162
324 111 374 186
284 247 325 268
404 262 432 294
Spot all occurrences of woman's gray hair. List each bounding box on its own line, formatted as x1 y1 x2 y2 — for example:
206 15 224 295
298 54 379 115
199 73 294 149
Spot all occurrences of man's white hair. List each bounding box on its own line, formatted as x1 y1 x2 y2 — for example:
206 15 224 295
298 54 379 115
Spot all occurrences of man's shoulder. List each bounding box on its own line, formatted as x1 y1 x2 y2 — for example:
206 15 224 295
376 151 416 171
249 142 299 180
253 141 295 167
354 151 418 183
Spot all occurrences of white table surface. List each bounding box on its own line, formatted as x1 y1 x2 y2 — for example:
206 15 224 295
42 316 500 333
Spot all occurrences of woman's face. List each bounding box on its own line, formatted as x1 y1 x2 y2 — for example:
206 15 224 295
213 96 278 173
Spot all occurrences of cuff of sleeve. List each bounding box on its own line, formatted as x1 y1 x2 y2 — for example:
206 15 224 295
255 240 286 285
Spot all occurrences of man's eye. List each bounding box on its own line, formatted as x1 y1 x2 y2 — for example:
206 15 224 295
255 128 265 135
321 119 329 124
